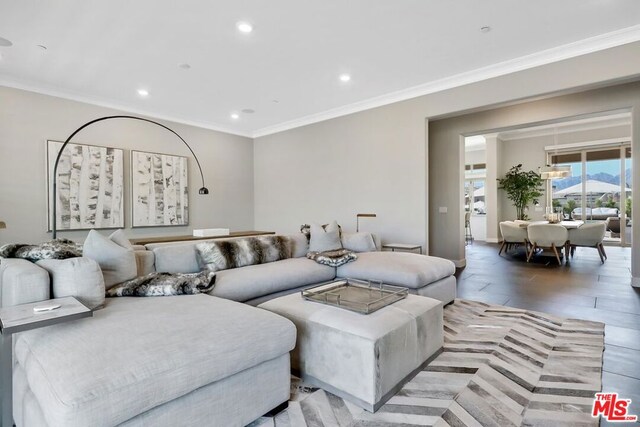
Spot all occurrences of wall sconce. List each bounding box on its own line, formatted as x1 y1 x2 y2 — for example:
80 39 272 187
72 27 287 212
356 213 377 232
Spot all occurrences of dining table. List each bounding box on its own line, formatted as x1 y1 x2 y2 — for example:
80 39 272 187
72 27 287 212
517 220 584 229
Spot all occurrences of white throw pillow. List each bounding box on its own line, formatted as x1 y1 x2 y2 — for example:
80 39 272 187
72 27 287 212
309 221 342 252
288 233 309 258
37 258 105 309
341 232 376 253
83 230 137 289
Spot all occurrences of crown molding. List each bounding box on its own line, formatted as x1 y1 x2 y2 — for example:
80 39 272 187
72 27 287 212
0 79 253 138
252 24 640 138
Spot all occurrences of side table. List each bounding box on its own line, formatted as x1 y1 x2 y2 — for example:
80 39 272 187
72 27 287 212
382 243 423 254
0 297 92 427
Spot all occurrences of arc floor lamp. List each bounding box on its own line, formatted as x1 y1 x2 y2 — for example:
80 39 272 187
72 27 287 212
51 115 209 239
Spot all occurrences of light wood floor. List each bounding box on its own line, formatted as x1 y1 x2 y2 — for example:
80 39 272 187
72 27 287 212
457 242 640 425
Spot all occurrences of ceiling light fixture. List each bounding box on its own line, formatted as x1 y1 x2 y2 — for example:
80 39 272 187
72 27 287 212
137 89 149 97
339 74 351 82
237 22 253 33
230 113 240 120
178 63 191 70
0 36 13 47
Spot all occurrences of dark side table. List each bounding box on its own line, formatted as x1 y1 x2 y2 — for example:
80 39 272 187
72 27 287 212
0 297 92 427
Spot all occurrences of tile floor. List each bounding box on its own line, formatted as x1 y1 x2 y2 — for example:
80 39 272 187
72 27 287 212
458 242 640 426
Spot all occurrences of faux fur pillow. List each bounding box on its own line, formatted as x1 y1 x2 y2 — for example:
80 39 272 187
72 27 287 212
307 249 357 267
0 239 82 262
106 271 216 297
197 236 292 272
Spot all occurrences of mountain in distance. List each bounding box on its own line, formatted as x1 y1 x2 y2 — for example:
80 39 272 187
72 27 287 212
551 168 632 190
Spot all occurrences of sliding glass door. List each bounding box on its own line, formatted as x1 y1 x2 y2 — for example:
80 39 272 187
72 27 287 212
550 144 631 246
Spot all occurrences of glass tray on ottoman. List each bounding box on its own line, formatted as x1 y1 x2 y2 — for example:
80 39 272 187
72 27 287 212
301 279 408 314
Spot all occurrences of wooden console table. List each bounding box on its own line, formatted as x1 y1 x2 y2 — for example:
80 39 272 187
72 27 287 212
130 230 275 245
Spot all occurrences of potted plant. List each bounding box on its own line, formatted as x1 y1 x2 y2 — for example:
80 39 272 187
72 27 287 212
497 164 544 220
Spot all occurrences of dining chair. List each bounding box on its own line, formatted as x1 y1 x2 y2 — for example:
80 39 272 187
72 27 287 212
526 224 569 265
568 222 607 263
498 221 529 255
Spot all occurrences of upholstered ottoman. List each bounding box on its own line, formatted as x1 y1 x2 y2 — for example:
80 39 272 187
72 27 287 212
259 291 443 412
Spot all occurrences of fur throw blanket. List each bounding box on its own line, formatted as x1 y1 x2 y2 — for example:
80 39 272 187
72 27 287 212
307 248 357 267
0 239 83 262
197 236 292 272
107 271 216 297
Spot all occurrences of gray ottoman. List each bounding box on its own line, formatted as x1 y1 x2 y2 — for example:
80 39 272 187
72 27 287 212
259 292 443 412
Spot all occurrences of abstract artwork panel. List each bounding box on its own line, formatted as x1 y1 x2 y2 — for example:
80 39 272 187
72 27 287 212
47 140 124 231
131 150 189 227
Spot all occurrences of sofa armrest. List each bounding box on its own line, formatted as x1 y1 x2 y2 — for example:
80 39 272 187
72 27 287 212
0 258 51 308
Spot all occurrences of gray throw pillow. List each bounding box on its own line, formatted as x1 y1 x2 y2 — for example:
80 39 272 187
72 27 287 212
341 232 377 253
307 249 357 267
37 257 105 309
309 221 342 252
287 233 309 258
83 230 137 289
106 271 216 297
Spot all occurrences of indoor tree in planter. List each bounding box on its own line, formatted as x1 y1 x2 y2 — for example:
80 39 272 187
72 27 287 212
497 164 544 220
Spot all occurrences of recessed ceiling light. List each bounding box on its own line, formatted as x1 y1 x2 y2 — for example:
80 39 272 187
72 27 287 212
272 99 279 104
37 44 47 50
236 22 253 33
241 108 255 114
0 36 12 47
339 74 351 82
480 26 491 33
230 113 240 120
178 63 191 70
137 89 149 97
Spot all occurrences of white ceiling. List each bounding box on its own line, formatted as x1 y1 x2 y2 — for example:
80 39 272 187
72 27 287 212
1 1 639 138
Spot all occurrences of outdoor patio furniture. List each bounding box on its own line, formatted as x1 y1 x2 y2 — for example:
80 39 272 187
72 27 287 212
571 207 619 221
568 222 607 263
526 224 569 265
498 221 529 255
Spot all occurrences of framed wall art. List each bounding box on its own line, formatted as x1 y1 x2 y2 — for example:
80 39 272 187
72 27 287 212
131 150 189 227
47 140 124 231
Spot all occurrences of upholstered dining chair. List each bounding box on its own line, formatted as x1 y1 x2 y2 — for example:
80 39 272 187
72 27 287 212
498 221 529 255
568 222 607 263
526 224 569 265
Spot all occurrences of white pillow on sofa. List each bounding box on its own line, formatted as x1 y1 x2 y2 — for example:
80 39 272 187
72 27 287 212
83 230 137 289
37 257 105 309
341 232 376 253
309 221 342 253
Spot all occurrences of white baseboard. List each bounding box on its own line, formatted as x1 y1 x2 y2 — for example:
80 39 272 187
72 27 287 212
485 238 499 243
633 277 640 288
452 258 466 268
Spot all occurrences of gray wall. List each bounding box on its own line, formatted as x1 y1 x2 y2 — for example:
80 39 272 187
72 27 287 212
429 81 640 282
0 86 254 244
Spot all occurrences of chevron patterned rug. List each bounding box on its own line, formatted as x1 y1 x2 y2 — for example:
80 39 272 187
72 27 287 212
252 299 605 427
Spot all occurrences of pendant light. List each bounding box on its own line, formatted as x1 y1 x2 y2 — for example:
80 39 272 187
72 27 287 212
540 125 571 180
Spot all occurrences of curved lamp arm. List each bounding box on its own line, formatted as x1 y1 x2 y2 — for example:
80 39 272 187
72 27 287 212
52 115 209 239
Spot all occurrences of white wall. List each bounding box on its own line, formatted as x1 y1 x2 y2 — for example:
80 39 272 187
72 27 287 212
255 42 640 268
0 87 254 244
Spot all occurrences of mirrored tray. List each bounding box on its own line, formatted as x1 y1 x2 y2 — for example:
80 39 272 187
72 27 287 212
301 279 408 314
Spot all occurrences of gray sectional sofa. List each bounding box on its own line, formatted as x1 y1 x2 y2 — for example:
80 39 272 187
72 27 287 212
0 232 456 426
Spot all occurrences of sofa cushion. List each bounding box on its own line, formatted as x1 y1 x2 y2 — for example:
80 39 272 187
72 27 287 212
36 258 105 309
14 295 296 427
211 257 336 302
288 233 309 258
151 243 200 273
336 251 455 289
83 230 137 289
341 232 376 252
